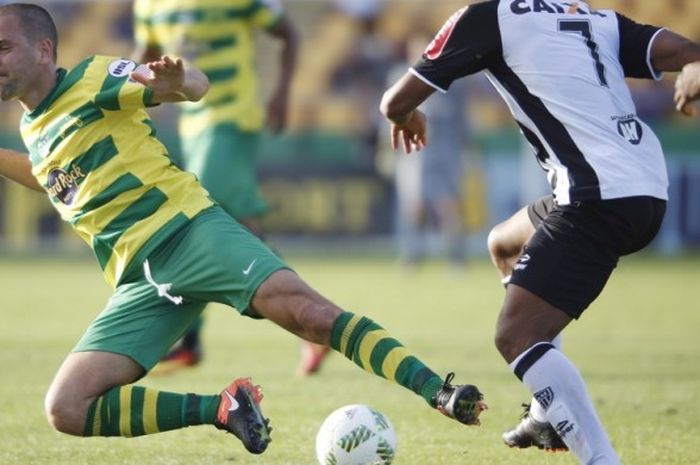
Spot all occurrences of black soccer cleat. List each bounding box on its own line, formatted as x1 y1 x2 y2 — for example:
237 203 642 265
502 403 568 452
215 378 272 454
432 372 486 425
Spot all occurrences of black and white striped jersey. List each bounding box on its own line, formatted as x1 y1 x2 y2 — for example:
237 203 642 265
412 0 669 204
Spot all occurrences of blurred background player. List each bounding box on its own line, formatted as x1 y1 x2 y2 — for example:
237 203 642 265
132 0 318 372
414 79 470 269
393 34 470 269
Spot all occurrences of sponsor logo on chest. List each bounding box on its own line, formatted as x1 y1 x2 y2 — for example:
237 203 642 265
46 165 86 205
616 118 643 145
612 114 643 145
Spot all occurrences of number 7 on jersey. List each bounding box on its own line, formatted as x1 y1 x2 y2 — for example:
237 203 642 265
558 19 609 87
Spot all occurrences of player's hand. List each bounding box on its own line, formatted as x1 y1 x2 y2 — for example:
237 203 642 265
390 109 428 154
674 61 700 117
130 55 187 99
266 91 289 134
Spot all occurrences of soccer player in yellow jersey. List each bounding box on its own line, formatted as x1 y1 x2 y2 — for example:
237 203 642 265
131 0 326 373
0 4 484 455
133 0 296 229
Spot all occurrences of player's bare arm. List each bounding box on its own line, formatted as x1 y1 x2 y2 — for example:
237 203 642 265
0 147 43 191
650 29 700 72
265 16 298 133
129 55 209 103
380 72 435 154
648 29 700 116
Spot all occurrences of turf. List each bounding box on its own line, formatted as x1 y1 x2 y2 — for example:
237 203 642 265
0 255 698 465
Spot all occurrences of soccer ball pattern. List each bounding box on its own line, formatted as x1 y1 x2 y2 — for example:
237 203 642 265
316 405 397 465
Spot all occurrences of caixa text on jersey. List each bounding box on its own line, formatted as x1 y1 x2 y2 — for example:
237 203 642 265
510 0 606 16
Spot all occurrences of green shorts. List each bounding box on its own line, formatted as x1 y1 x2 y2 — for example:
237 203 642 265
73 206 289 370
181 124 268 220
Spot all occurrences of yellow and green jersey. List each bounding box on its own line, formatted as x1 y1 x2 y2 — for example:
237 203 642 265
20 55 213 287
133 0 283 137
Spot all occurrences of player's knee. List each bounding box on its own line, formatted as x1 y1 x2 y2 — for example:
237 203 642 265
487 225 511 262
44 389 87 436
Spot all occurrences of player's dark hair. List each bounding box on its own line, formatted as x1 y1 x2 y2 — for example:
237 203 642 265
0 3 58 61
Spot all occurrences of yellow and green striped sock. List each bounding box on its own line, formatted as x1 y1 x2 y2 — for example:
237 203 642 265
330 311 443 406
83 385 219 437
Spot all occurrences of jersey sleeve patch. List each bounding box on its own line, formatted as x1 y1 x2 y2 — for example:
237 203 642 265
108 59 137 78
425 6 469 60
412 1 500 91
97 59 150 110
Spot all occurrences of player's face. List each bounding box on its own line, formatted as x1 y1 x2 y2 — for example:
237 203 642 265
0 15 42 102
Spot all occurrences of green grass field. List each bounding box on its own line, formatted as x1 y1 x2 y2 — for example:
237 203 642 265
1 255 698 465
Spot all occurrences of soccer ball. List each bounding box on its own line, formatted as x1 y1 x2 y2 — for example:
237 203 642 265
315 404 397 465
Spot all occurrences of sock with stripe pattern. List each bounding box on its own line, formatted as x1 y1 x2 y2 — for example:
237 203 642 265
330 311 443 406
83 385 219 437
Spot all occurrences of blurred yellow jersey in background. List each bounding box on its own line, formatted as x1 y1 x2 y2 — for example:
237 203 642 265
133 0 283 137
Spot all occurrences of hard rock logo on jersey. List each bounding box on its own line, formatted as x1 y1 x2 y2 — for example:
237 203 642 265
425 6 468 60
46 166 85 205
616 117 643 145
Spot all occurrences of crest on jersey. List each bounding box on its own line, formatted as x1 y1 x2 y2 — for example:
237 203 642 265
424 6 468 60
108 59 137 78
617 117 643 145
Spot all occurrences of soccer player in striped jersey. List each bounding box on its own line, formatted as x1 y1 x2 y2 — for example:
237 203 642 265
0 4 485 455
132 0 307 372
381 1 700 464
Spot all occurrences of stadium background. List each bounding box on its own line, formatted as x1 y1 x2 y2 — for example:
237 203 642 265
0 0 698 257
0 3 699 465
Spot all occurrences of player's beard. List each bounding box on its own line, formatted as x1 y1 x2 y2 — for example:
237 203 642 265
0 78 20 101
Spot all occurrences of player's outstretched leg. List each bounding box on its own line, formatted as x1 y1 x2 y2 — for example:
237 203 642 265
331 312 485 425
251 270 487 426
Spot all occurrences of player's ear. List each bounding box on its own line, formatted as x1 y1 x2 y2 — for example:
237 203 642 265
36 37 55 64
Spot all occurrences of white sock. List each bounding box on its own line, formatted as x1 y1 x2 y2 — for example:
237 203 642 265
528 334 563 422
512 345 620 465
